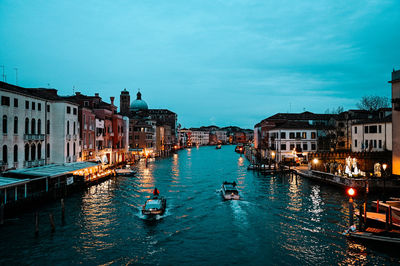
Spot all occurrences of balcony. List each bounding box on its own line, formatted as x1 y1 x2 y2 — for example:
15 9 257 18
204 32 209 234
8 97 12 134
66 134 72 141
73 135 78 141
24 134 45 141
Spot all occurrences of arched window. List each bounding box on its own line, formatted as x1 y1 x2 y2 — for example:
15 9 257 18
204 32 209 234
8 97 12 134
46 144 50 158
67 121 70 135
13 145 18 162
46 120 50 134
73 143 76 155
67 143 70 157
2 115 7 134
2 145 7 163
14 117 18 134
38 119 41 134
31 118 36 134
37 143 42 159
25 118 29 134
73 122 76 135
24 144 29 161
31 144 36 161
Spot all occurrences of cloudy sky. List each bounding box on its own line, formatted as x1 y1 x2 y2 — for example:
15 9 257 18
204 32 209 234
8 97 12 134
1 0 399 128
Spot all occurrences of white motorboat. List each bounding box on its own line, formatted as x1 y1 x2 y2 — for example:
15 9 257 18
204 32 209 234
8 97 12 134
221 181 240 200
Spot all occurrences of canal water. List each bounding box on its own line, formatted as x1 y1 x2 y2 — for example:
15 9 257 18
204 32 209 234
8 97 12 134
0 146 398 265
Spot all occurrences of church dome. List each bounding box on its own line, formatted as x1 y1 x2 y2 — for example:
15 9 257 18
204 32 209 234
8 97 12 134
130 91 148 111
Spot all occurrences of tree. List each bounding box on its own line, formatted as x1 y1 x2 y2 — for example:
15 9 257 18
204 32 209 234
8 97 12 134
356 96 390 111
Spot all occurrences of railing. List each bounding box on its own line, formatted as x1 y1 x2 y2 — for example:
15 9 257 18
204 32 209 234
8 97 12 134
24 134 45 141
13 162 18 168
73 155 77 162
38 159 45 166
66 134 72 141
73 135 78 141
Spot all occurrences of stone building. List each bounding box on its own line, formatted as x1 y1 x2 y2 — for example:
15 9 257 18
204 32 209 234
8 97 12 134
390 69 400 176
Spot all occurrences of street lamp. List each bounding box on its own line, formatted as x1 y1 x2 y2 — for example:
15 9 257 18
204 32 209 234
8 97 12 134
382 163 388 202
347 187 356 227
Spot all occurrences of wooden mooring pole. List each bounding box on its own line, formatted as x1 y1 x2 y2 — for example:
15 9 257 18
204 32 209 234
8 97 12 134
61 198 65 223
0 204 4 225
349 197 354 226
49 213 55 233
35 212 39 236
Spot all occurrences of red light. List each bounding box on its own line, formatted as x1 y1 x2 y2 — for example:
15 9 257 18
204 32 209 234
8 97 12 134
347 188 355 197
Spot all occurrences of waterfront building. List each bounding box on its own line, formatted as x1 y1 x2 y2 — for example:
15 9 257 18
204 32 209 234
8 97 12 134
266 121 318 162
0 81 81 171
63 92 128 165
390 69 400 176
215 130 228 144
178 128 191 147
121 90 177 156
351 114 392 152
190 128 210 146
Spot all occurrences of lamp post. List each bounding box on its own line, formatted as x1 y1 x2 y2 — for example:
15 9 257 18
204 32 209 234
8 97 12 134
313 158 318 171
347 187 356 227
382 163 387 203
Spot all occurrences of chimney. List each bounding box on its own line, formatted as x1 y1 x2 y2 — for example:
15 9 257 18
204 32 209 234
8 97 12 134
110 96 115 105
95 93 99 97
75 92 81 95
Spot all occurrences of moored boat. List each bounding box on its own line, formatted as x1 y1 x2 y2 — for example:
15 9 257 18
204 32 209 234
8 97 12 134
221 181 240 200
142 196 167 216
115 166 136 176
216 144 222 149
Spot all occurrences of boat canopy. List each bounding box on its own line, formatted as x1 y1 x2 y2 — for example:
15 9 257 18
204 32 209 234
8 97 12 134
145 199 162 210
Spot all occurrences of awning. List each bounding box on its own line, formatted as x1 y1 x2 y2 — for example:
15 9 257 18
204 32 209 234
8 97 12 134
0 177 30 189
4 162 100 179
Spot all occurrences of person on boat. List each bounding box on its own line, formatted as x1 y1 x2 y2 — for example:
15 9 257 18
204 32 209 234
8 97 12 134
153 187 160 196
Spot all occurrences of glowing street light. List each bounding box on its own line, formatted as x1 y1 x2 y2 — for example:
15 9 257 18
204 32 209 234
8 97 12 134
347 187 356 197
313 158 318 164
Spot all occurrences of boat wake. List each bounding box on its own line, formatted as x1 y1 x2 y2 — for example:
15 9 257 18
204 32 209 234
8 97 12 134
136 208 172 221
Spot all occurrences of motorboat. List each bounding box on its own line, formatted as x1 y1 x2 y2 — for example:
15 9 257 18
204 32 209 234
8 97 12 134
221 181 240 200
235 144 244 153
115 165 136 176
216 144 222 149
142 196 167 216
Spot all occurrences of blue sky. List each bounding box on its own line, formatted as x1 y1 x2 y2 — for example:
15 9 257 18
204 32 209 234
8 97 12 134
1 0 399 128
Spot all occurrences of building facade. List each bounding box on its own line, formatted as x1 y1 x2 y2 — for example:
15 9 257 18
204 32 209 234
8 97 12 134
391 69 400 176
351 118 392 152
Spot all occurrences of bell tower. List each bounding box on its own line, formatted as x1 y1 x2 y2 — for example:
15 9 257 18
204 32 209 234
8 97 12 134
120 88 130 115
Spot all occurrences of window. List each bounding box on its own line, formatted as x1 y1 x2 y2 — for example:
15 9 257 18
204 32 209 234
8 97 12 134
290 144 295 150
364 126 369 134
14 98 18 107
38 103 41 111
373 139 377 148
354 139 357 147
365 140 368 148
311 143 316 150
73 122 76 135
379 140 382 148
73 143 76 156
38 143 42 159
296 132 301 139
303 143 308 151
338 122 344 127
31 118 36 134
13 145 18 162
67 143 70 157
339 141 345 147
38 119 41 134
354 127 357 134
67 106 71 114
2 115 7 134
2 145 7 163
281 144 286 150
311 132 316 139
25 118 29 134
1 96 10 106
289 132 295 139
302 132 306 139
47 144 50 158
73 108 77 115
24 144 29 161
369 125 377 134
339 131 344 137
47 120 50 134
31 144 36 161
379 125 382 133
84 101 89 107
14 117 18 134
296 144 301 151
25 100 29 109
67 121 70 135
47 105 50 112
32 102 35 110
